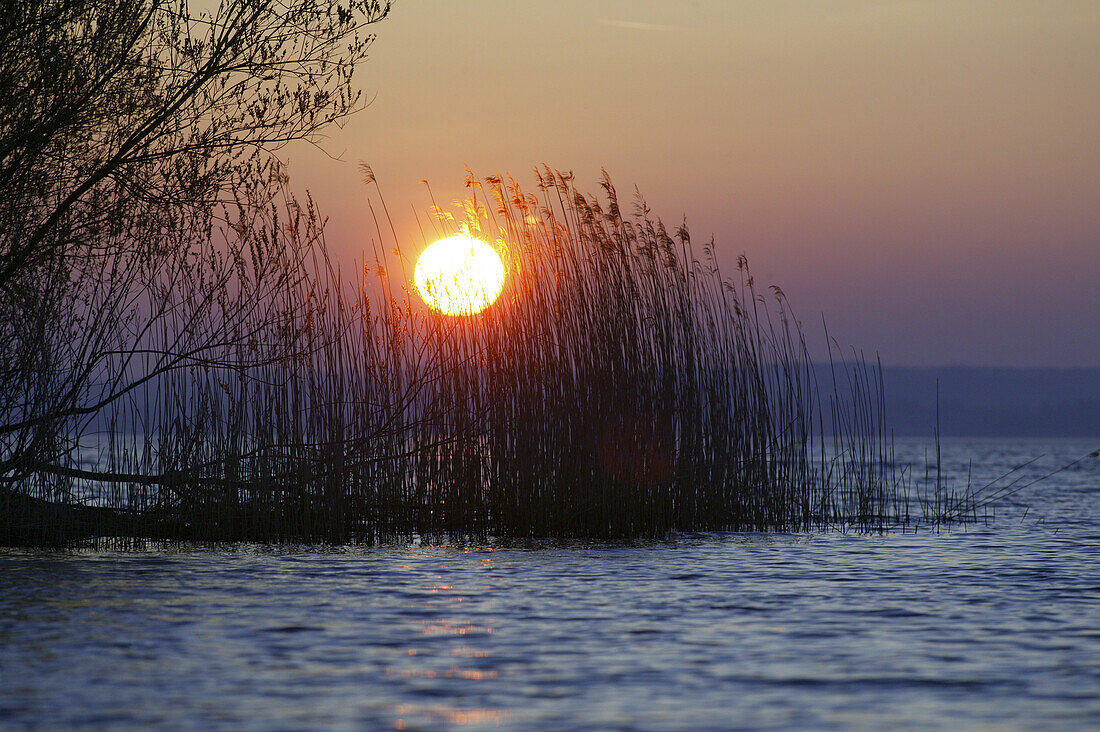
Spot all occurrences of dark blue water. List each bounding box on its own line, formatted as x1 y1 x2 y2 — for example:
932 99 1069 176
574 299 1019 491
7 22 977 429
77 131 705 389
2 438 1099 730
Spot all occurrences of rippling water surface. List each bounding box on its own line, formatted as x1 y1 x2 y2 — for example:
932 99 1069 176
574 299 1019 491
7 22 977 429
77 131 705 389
2 438 1099 730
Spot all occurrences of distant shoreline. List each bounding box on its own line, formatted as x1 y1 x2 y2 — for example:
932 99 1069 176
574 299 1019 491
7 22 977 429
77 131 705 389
838 365 1100 438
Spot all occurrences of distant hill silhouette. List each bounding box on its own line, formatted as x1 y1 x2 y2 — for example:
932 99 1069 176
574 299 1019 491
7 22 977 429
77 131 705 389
866 366 1100 437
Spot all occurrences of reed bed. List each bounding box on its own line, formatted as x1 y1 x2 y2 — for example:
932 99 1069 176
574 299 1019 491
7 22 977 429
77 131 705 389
2 170 979 546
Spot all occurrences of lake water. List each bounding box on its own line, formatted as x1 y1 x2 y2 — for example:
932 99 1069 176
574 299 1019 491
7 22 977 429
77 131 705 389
2 438 1099 730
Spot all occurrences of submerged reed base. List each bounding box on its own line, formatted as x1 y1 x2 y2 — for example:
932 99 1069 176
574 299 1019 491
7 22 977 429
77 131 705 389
3 171 986 547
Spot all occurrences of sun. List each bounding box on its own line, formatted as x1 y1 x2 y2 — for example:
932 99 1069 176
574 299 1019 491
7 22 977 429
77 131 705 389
414 234 506 316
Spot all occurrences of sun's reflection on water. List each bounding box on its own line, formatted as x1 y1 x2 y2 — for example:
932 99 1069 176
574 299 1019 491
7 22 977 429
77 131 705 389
386 666 499 680
418 619 494 636
393 703 511 728
380 609 503 726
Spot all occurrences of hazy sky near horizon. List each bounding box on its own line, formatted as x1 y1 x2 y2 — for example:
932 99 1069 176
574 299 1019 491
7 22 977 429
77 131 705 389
290 0 1099 368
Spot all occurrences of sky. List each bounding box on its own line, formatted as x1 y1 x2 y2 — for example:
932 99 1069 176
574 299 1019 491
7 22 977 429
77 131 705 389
290 0 1100 368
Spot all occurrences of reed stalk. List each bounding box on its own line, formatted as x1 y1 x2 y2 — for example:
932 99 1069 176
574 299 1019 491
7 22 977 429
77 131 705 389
1 170 983 546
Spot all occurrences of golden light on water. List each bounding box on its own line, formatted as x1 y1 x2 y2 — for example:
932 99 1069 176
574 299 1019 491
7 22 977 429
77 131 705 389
414 234 505 315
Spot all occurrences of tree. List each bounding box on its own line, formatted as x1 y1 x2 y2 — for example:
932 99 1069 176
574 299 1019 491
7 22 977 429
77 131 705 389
0 0 390 541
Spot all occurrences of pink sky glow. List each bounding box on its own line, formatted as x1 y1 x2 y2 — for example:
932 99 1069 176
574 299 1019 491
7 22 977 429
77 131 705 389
288 0 1099 367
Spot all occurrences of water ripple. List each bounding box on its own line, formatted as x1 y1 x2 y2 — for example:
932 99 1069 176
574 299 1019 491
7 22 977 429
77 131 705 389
2 438 1099 729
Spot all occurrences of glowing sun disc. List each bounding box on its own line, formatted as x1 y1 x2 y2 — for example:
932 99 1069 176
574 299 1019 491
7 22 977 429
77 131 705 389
414 234 505 316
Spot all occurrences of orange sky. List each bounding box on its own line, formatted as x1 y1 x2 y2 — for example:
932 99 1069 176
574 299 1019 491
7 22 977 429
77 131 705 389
291 0 1100 367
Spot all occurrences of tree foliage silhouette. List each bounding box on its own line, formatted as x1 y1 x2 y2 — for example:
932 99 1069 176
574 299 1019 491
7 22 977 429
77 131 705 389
0 0 389 501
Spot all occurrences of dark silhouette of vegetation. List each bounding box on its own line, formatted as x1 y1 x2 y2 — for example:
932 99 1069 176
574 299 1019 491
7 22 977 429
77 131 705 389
0 0 390 541
1 2 994 547
3 159 986 546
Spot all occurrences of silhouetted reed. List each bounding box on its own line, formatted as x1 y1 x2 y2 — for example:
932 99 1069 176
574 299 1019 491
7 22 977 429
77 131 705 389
2 170 983 546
